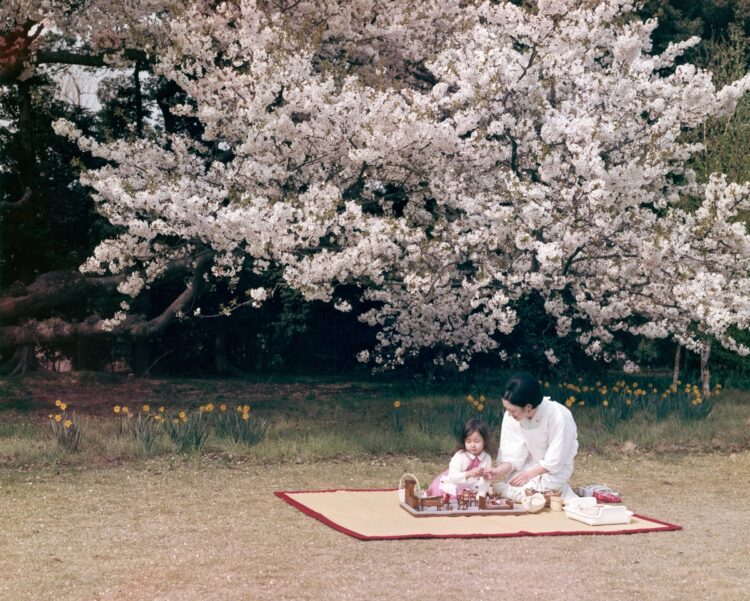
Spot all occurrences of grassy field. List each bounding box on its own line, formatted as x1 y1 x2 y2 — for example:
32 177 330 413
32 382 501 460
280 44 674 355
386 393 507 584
1 372 749 600
1 372 749 468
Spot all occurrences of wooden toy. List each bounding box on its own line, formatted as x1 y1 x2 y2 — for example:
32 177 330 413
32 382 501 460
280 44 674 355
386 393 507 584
402 476 421 510
456 489 478 510
419 495 447 511
399 474 526 517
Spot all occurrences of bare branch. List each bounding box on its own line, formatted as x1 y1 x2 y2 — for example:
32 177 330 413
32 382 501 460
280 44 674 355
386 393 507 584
35 48 152 68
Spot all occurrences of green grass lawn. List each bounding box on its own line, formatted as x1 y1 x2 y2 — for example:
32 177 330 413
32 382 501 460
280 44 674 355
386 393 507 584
0 372 749 469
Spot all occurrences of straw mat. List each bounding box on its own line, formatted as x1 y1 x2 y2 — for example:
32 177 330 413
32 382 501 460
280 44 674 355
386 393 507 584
275 489 682 541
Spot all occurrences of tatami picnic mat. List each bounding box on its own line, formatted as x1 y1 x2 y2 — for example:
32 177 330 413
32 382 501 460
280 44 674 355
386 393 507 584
275 489 682 540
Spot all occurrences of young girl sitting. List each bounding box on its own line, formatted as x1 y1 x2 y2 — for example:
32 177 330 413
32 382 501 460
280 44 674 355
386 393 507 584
425 419 494 498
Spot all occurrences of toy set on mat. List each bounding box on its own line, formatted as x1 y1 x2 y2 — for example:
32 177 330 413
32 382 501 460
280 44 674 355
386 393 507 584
399 474 631 525
399 474 525 516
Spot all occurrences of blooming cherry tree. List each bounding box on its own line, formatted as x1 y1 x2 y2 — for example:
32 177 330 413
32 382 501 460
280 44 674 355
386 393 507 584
11 0 750 380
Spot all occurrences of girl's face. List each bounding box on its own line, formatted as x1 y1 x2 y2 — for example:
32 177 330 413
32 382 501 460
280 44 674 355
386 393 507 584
464 431 485 455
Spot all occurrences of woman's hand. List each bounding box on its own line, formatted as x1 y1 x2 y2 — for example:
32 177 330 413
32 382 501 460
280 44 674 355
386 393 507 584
483 463 512 481
466 467 484 478
508 471 534 487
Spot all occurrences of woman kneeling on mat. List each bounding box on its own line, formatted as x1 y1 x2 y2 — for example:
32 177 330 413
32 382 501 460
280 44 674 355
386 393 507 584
485 372 579 502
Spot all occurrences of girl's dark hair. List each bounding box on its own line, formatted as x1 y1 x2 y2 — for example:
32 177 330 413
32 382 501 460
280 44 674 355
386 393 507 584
459 418 496 457
502 372 543 408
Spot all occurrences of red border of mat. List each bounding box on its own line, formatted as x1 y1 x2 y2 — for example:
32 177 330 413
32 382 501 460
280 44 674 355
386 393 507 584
274 488 683 541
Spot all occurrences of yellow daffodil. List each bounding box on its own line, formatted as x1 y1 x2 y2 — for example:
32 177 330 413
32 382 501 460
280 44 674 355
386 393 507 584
219 404 227 412
63 419 72 429
466 394 475 402
59 403 67 411
159 406 165 413
114 405 121 414
178 411 186 420
477 404 484 411
602 400 609 407
206 403 214 412
54 399 61 407
54 414 62 422
242 413 250 421
393 400 401 409
142 404 150 413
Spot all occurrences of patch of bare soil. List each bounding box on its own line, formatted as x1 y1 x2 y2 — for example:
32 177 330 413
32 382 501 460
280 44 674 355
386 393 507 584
0 452 748 601
0 371 376 417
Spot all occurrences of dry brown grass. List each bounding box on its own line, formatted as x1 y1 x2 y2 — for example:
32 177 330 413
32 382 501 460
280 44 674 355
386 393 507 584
1 451 748 601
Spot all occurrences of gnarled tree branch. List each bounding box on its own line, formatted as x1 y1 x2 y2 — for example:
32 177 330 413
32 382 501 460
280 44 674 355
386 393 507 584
0 253 214 349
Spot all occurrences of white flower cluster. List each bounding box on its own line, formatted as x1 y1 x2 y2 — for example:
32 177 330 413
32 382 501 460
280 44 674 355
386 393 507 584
28 0 750 369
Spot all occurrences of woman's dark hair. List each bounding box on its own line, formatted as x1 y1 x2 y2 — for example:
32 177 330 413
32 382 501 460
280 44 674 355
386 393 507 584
458 418 496 457
502 372 543 408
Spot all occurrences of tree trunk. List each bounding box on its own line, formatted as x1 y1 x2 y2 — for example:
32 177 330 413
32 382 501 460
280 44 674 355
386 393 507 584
133 61 144 137
0 345 38 375
672 343 682 387
73 338 108 371
700 339 712 399
214 320 246 377
131 338 152 377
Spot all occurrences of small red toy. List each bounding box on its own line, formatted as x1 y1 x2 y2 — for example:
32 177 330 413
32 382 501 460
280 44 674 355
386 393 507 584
593 490 622 503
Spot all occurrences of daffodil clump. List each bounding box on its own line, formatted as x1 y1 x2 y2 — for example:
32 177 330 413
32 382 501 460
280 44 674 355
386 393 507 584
556 378 720 426
112 404 133 437
49 400 87 452
161 407 210 453
451 393 502 441
213 404 269 445
678 383 718 421
129 404 165 454
114 403 270 453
